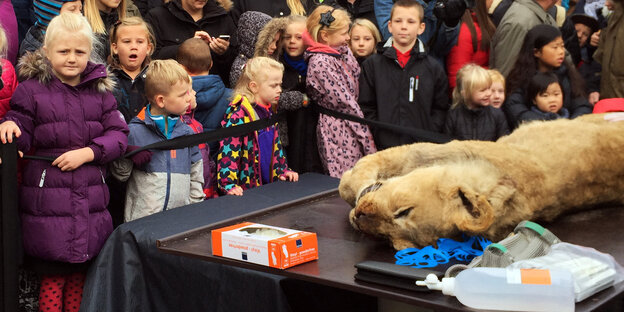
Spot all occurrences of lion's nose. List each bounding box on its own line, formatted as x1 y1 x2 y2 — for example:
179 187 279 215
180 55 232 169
354 210 366 219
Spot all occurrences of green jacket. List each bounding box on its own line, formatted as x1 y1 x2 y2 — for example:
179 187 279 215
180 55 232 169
593 0 624 99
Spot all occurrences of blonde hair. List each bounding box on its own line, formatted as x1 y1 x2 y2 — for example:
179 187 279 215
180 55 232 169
488 69 505 88
286 0 306 15
145 59 190 102
45 13 95 52
84 0 127 34
216 0 232 11
109 16 155 68
452 64 491 109
232 57 284 104
351 18 382 44
307 5 351 43
0 24 7 58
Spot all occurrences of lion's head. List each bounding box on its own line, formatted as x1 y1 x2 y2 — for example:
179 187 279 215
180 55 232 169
348 160 519 250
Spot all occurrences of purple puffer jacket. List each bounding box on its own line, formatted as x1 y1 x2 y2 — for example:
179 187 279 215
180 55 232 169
2 51 129 263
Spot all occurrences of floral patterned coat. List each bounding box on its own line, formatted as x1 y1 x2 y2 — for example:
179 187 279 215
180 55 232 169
305 44 376 178
217 95 291 193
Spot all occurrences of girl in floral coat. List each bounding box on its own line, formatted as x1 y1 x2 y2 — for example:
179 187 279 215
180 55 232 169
305 5 377 178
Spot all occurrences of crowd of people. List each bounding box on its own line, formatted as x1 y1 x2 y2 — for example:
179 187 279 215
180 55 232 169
0 0 622 310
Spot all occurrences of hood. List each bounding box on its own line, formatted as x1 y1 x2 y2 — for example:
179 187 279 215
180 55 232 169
18 49 116 93
381 37 427 60
254 17 288 58
303 30 340 56
193 75 231 110
237 11 272 58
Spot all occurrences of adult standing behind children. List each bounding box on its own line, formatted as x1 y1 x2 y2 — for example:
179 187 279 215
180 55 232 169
359 0 449 150
112 60 205 221
305 5 376 178
593 0 624 99
83 0 140 62
145 0 237 87
230 0 314 23
0 14 128 311
490 0 558 76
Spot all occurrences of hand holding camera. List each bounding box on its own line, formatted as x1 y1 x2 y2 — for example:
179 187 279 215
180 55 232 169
433 0 467 27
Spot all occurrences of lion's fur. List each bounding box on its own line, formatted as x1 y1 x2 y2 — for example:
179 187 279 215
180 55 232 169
339 114 624 250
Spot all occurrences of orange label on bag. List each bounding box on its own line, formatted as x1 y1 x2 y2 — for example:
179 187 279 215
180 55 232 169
520 269 551 285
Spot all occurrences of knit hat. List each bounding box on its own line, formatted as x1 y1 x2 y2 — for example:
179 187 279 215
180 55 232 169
33 0 80 29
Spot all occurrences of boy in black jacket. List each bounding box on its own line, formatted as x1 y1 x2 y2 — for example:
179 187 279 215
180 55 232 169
359 0 449 150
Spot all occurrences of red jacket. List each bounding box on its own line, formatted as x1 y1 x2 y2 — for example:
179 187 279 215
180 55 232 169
446 13 490 89
0 58 18 118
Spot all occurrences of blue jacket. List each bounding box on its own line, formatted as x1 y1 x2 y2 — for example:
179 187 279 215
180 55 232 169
111 106 205 221
192 74 231 133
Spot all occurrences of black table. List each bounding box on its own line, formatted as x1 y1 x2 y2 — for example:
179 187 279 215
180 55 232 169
80 173 624 312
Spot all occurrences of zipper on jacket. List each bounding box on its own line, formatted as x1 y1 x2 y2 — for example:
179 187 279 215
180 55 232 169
163 153 172 211
98 168 106 184
39 169 47 187
409 77 415 102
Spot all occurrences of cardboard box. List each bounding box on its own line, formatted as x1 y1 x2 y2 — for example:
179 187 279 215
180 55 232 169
212 222 318 269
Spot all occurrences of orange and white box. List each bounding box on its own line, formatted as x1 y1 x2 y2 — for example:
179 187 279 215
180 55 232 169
212 222 318 269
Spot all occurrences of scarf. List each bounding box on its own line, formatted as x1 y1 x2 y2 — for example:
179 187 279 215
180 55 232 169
283 53 308 77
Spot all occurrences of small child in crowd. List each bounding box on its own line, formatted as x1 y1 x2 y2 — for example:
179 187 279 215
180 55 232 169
84 0 135 62
217 56 298 196
444 64 509 141
358 0 449 150
176 38 231 160
0 13 128 312
0 25 17 118
18 0 83 59
109 16 154 123
488 69 505 109
306 5 376 178
349 18 382 64
505 24 591 128
527 72 569 119
177 38 227 199
112 60 205 222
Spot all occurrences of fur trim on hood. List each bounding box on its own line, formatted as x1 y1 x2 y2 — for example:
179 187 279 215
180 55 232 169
17 49 116 93
254 17 289 58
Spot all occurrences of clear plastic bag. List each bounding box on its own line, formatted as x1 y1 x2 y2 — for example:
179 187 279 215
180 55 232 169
508 242 624 302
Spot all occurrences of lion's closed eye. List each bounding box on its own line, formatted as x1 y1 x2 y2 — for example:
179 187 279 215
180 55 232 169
394 207 414 219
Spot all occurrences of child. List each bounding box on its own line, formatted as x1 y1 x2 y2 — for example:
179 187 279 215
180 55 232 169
358 0 449 150
306 5 376 178
0 13 128 312
443 64 509 141
112 60 205 221
349 18 382 64
109 16 154 123
217 56 298 196
505 24 592 128
176 38 231 155
1 24 17 118
527 72 569 119
280 14 324 174
488 69 505 108
254 16 288 59
84 0 136 62
228 11 271 87
177 38 231 198
18 0 83 59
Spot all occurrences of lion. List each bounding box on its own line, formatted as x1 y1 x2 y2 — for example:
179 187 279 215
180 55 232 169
339 114 624 250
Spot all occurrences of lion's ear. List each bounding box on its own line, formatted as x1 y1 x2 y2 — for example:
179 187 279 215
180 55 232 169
452 187 495 233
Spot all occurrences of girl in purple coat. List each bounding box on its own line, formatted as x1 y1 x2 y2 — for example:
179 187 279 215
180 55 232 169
0 14 128 312
305 5 377 178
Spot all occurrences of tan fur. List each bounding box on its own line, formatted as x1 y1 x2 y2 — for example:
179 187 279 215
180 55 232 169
339 114 624 250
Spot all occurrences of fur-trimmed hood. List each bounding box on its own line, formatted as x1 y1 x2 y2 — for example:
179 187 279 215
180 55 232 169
254 17 288 58
17 49 116 93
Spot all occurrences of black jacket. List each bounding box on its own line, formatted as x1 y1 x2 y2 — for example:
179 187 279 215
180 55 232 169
443 105 509 141
359 39 450 150
503 64 593 128
231 0 317 24
145 0 238 85
110 67 149 123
